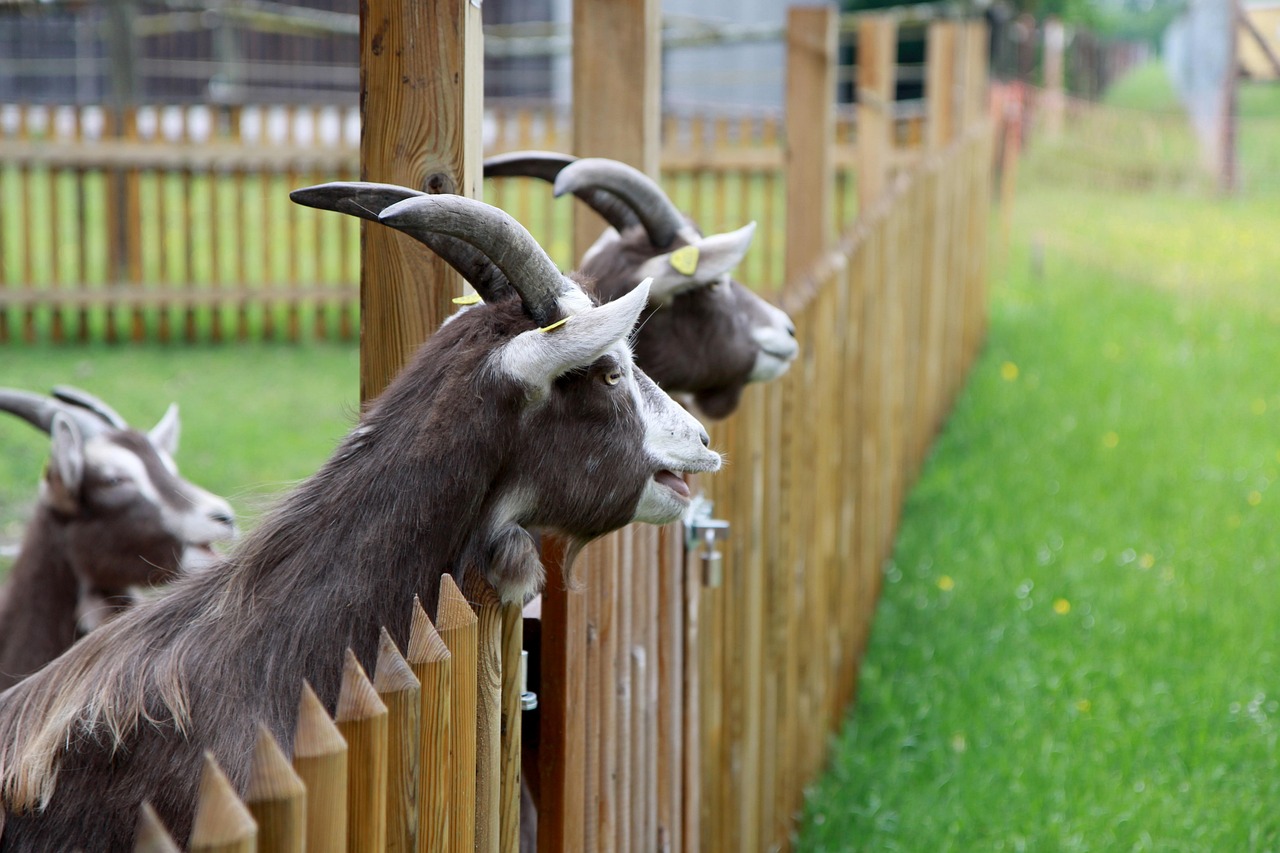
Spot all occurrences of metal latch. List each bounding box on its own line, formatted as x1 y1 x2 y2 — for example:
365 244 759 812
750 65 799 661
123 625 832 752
684 495 730 588
520 649 538 711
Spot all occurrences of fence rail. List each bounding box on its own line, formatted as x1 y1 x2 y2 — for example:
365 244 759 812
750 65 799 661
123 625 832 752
0 101 929 345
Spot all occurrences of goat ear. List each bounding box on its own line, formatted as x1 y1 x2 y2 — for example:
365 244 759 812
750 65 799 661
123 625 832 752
639 221 758 302
48 413 85 500
149 403 180 456
498 279 651 389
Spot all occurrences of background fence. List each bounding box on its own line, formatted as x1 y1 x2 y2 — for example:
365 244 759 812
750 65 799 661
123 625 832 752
135 11 993 853
0 101 930 345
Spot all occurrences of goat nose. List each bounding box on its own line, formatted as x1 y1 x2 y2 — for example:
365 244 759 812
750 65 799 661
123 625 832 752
786 321 796 337
699 427 711 448
211 511 235 527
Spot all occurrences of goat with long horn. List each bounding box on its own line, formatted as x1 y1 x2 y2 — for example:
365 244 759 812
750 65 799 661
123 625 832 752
485 151 800 418
0 193 721 850
0 388 237 692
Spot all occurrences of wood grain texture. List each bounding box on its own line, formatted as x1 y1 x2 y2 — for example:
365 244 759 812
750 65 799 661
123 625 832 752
537 537 586 853
190 752 257 853
293 681 348 853
437 574 478 853
246 723 306 853
358 0 482 402
133 802 181 853
785 4 838 281
336 648 389 853
407 597 453 853
375 627 422 853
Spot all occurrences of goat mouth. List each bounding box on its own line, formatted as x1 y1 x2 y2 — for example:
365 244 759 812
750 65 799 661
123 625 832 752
654 470 691 499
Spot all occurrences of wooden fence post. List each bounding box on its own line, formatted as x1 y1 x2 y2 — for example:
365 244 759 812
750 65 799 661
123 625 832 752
785 4 838 283
190 752 258 853
358 0 483 403
293 682 348 853
1043 18 1066 139
437 574 479 853
337 648 389 853
925 21 959 153
466 577 504 853
856 13 898 213
408 598 453 853
246 724 306 853
538 538 586 853
571 0 661 256
375 628 422 853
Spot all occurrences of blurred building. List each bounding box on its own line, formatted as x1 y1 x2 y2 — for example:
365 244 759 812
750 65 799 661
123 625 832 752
1240 0 1280 80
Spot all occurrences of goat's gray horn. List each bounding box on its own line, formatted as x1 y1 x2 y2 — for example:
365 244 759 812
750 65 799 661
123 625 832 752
484 151 643 237
51 386 129 429
0 389 107 439
289 182 517 305
378 194 566 327
553 158 688 250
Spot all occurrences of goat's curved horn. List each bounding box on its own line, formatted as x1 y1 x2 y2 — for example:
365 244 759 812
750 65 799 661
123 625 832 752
553 158 688 250
289 182 516 304
484 151 642 236
0 389 108 439
378 195 566 326
51 386 129 429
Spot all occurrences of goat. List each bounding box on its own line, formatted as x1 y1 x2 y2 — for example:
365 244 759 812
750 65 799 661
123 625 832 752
485 151 799 419
0 388 236 692
0 190 721 850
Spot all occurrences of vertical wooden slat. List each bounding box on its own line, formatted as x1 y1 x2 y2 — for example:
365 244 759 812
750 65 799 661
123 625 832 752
408 598 453 853
336 648 389 853
571 0 661 257
467 576 504 853
537 537 586 853
437 574 478 853
292 681 348 853
499 602 524 853
785 4 838 281
359 0 481 403
856 14 898 213
656 522 684 853
375 628 422 853
245 724 306 853
133 802 182 853
190 752 258 853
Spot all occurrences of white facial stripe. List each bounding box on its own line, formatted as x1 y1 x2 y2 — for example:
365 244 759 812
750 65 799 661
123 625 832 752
84 438 236 548
86 440 159 504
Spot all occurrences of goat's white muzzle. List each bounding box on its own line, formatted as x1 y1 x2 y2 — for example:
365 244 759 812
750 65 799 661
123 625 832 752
632 372 722 525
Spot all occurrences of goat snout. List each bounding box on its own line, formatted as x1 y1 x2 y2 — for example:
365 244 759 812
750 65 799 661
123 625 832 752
699 427 711 448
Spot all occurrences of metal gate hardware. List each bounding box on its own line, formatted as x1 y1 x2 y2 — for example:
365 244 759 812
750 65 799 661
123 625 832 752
520 649 538 711
684 495 730 589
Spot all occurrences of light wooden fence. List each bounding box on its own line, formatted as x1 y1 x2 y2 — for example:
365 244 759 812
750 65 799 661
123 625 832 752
135 12 990 853
0 101 926 345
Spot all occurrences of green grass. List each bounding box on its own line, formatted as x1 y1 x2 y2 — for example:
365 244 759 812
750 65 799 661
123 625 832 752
796 65 1280 851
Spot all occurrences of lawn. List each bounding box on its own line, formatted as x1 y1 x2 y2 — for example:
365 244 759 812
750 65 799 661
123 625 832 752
795 65 1280 850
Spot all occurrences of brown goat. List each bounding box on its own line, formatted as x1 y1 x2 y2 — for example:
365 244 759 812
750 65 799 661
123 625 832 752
0 192 720 850
0 388 236 692
485 151 799 418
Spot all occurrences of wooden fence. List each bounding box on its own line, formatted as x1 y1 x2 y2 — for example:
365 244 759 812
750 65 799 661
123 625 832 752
0 100 927 346
132 12 993 853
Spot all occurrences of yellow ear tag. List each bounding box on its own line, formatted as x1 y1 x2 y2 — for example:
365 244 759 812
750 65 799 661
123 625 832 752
539 316 570 333
452 293 483 305
670 245 700 276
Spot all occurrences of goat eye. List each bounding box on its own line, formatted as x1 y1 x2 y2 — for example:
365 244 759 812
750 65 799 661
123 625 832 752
604 370 623 386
